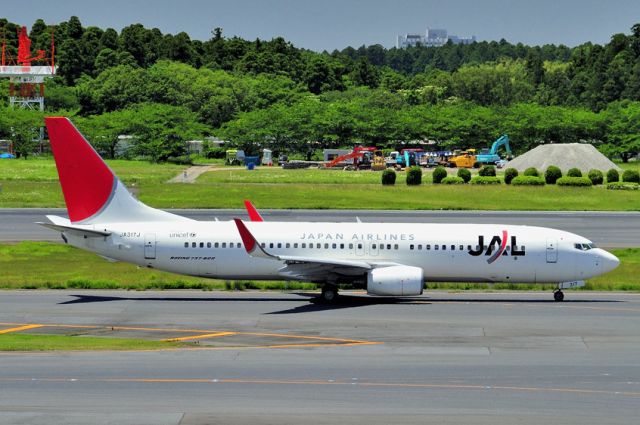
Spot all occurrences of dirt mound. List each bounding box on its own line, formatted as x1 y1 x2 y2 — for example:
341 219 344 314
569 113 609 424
506 143 620 173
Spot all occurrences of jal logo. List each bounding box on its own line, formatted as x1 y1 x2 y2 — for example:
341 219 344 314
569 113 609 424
468 230 525 264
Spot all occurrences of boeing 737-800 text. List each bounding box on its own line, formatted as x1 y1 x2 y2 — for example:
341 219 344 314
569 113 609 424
40 117 619 302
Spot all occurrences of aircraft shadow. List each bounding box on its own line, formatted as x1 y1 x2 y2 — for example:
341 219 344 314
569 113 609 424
59 293 622 315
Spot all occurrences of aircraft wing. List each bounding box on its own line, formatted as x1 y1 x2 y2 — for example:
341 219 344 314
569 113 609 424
233 219 397 281
37 215 111 238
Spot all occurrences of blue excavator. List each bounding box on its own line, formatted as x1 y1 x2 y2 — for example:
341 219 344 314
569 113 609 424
475 134 512 166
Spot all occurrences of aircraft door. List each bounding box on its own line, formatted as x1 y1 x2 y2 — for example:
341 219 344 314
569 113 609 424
355 242 365 256
546 238 557 263
144 233 156 259
369 242 379 256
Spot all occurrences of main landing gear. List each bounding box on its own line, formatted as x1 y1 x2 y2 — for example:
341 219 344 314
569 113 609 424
554 289 564 302
320 284 339 303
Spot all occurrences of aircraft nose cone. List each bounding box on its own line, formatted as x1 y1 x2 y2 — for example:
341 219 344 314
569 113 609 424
600 250 620 274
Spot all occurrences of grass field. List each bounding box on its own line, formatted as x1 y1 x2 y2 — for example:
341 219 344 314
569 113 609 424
0 242 637 291
142 182 640 211
0 334 186 351
1 158 638 210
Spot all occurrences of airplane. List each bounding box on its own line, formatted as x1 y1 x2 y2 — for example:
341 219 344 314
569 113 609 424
39 117 620 303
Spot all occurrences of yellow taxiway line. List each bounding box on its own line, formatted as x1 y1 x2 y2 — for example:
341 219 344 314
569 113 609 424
0 324 43 334
163 331 236 342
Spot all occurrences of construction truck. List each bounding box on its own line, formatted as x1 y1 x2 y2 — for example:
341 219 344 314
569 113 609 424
447 149 478 168
323 146 377 170
476 134 512 166
395 149 424 169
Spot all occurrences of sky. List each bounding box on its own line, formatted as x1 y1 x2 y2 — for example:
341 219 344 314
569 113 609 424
3 0 640 51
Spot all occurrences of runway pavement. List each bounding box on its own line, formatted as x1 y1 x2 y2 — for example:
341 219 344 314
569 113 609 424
1 208 639 247
1 290 639 424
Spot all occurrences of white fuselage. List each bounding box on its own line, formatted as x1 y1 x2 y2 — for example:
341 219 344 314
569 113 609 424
64 221 615 285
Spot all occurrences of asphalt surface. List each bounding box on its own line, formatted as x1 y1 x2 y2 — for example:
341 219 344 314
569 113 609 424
1 208 639 248
1 290 639 424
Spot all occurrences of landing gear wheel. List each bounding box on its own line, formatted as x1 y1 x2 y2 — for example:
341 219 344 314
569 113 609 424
321 286 338 303
554 290 564 302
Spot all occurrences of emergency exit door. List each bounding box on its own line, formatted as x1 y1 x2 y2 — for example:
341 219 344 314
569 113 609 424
144 233 156 259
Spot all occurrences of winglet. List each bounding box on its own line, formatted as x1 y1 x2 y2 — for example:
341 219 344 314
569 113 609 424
244 200 264 222
233 218 274 259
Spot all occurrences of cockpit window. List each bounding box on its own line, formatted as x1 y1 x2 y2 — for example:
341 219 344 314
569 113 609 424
574 243 596 251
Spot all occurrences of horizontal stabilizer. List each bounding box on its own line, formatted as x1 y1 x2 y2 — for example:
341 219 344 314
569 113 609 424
37 215 111 238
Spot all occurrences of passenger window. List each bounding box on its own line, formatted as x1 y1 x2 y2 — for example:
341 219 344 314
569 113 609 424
270 243 274 249
184 242 188 248
373 244 377 249
302 243 306 248
286 243 290 248
394 244 398 250
324 243 329 249
340 243 344 249
207 242 211 248
317 243 321 249
277 243 282 249
467 245 471 251
222 243 226 248
192 242 196 248
349 244 354 249
294 243 298 248
380 244 384 250
229 242 234 248
459 245 463 251
238 243 242 248
259 243 264 248
215 242 220 248
418 244 422 250
451 245 455 250
442 245 446 251
200 242 204 248
435 245 439 250
410 244 414 250
357 243 363 249
332 243 336 249
387 244 391 250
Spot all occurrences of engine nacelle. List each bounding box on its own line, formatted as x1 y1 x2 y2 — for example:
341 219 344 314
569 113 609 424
367 266 424 296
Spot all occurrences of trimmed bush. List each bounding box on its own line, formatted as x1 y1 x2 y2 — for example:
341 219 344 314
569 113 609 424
503 167 518 185
441 176 465 184
606 183 640 190
470 176 501 185
432 166 447 184
478 165 496 177
544 166 562 184
381 169 396 185
457 168 471 183
511 176 545 186
556 177 593 187
622 169 640 183
567 168 582 177
523 167 539 177
406 166 422 185
587 169 603 185
606 168 620 183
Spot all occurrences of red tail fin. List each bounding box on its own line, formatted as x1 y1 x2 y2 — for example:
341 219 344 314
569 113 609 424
244 200 264 222
46 117 115 223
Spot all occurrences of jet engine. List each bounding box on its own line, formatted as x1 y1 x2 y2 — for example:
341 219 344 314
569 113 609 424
367 266 424 296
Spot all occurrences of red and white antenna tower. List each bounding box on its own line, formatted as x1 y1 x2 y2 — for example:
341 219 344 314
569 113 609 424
0 24 57 111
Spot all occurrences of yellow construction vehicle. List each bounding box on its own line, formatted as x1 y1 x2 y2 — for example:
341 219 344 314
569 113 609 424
447 149 479 168
372 150 386 171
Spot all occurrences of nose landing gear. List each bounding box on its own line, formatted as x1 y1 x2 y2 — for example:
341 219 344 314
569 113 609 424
553 290 564 302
